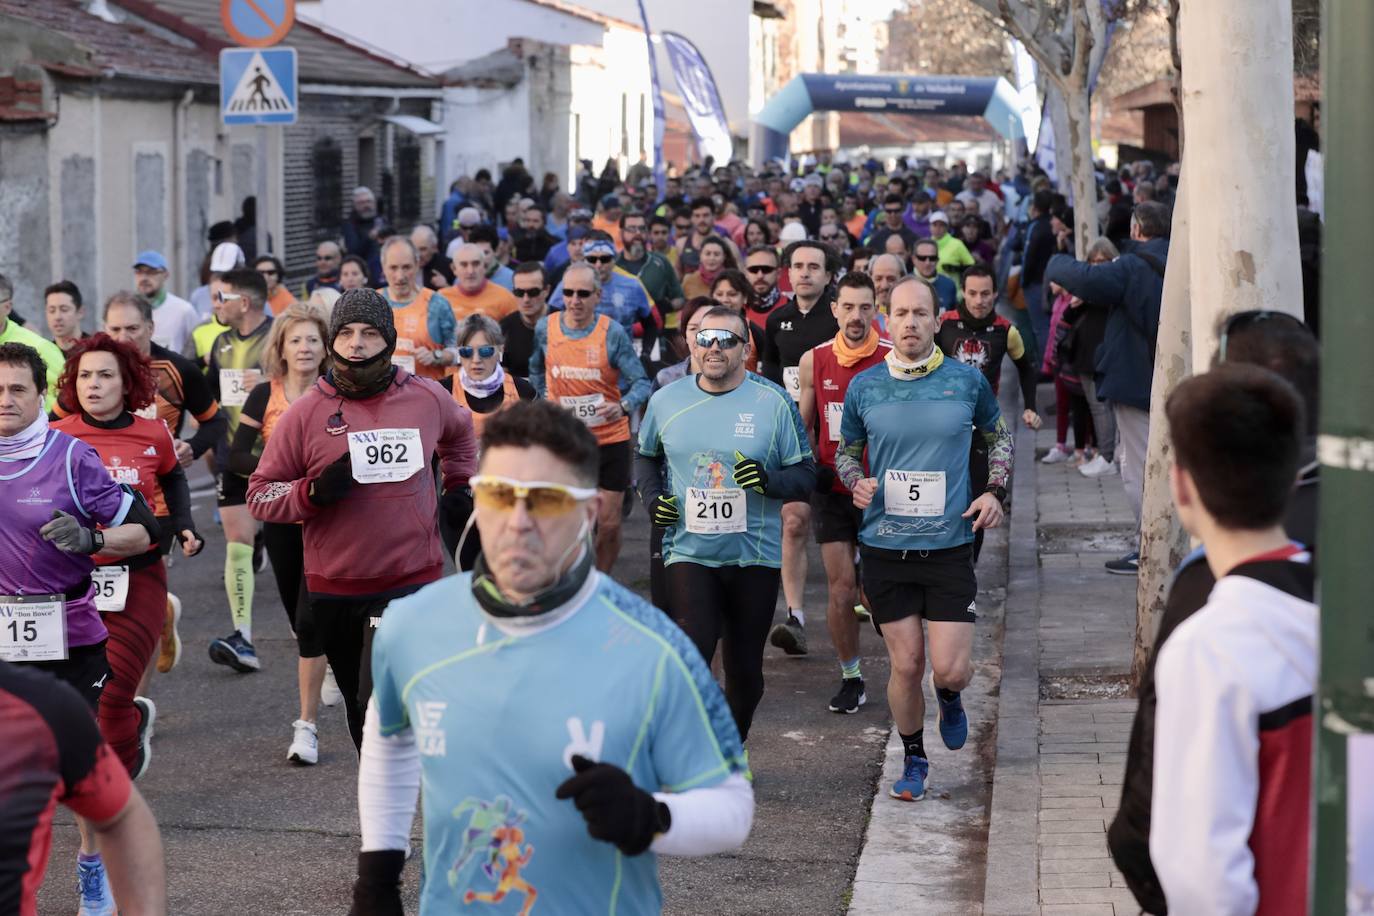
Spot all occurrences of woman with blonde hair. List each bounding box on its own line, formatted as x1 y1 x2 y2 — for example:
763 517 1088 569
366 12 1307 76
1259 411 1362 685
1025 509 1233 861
226 302 337 765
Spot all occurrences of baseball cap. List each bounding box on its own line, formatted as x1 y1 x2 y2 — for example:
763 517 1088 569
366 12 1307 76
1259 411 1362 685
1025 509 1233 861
779 222 808 242
209 242 246 273
600 194 621 210
133 250 168 271
929 211 949 225
568 225 592 241
569 208 593 223
457 207 482 228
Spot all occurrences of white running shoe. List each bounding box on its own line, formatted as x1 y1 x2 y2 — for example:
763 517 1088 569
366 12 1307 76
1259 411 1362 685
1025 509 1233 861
1079 454 1119 478
1040 445 1072 464
320 666 343 707
288 719 318 765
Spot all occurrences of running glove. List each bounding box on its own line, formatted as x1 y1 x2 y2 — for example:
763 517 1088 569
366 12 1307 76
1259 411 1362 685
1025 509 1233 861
308 453 354 506
348 850 405 916
555 755 671 856
732 450 767 493
39 510 97 554
649 494 680 527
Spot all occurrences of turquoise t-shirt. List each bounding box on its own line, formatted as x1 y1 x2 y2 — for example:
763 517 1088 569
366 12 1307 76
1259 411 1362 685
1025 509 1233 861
638 373 810 569
371 571 746 915
839 358 1000 551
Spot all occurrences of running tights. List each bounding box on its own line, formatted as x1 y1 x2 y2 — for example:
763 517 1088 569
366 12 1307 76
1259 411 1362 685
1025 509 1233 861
664 562 781 741
313 589 417 752
262 522 322 658
100 562 167 773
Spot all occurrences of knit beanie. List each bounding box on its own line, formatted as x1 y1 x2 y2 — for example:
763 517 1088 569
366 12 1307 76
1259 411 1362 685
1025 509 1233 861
329 288 397 348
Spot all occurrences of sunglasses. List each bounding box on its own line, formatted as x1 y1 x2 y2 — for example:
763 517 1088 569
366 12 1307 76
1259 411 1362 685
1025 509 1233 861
471 474 597 517
458 345 497 359
820 233 842 241
695 328 745 350
584 255 614 265
914 255 938 263
216 291 245 303
745 265 776 275
564 289 596 300
513 287 544 298
1217 310 1308 363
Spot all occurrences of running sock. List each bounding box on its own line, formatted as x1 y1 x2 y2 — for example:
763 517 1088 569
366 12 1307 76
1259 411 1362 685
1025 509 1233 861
840 657 862 681
900 729 926 760
935 686 961 704
77 852 102 865
225 541 255 642
789 608 806 627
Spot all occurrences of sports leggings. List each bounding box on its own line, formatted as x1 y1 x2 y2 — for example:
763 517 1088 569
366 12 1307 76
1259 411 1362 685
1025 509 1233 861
664 562 781 741
99 562 166 773
262 522 323 658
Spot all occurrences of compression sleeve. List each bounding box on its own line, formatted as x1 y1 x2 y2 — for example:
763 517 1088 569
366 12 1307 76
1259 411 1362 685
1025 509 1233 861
187 410 227 460
157 464 195 536
635 452 667 509
764 456 817 501
980 415 1014 491
651 773 754 857
1008 326 1039 413
227 384 269 477
357 698 420 853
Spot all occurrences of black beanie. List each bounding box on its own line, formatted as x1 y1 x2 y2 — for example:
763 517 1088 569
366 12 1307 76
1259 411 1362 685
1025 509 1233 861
330 288 397 348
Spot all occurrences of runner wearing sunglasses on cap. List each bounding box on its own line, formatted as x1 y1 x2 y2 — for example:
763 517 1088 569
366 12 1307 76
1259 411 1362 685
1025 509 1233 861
637 308 816 743
246 288 478 752
352 399 752 915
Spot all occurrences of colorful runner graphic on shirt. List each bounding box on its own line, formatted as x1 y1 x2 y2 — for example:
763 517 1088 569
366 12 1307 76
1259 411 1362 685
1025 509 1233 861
449 796 539 915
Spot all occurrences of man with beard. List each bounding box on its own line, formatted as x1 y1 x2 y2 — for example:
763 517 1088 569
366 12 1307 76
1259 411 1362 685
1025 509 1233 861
411 225 453 291
513 205 559 263
742 246 783 330
617 211 684 329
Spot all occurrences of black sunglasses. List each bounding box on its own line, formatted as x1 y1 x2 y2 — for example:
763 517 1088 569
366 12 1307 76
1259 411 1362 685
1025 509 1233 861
565 289 596 300
914 254 938 263
745 265 776 275
458 345 497 359
1217 310 1309 363
512 287 544 298
584 255 614 265
695 328 745 350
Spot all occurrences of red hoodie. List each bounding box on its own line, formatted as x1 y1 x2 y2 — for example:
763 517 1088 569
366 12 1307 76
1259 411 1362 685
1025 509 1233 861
247 370 476 598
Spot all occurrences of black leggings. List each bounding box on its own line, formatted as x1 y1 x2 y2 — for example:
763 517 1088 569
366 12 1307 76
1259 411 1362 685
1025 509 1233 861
664 562 781 741
439 495 481 572
262 522 322 658
311 589 417 751
649 526 669 611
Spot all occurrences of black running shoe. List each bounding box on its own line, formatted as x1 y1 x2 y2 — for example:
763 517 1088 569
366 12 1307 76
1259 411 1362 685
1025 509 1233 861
828 677 866 714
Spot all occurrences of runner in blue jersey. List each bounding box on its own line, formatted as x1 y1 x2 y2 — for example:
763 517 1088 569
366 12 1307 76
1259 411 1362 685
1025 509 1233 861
636 307 816 741
835 277 1012 802
352 400 752 916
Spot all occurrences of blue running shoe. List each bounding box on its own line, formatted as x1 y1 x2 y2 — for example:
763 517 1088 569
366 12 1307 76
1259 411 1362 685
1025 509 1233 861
890 755 928 801
937 691 968 750
77 856 116 916
208 632 260 672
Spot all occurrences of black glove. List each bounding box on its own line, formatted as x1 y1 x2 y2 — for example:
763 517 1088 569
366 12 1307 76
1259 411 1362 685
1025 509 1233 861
441 487 474 532
308 453 354 507
554 755 670 856
39 510 97 554
648 494 680 527
348 850 405 916
732 450 767 494
814 465 837 494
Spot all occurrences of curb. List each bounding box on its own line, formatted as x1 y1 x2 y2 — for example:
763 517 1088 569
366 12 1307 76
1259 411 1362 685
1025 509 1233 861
982 418 1043 913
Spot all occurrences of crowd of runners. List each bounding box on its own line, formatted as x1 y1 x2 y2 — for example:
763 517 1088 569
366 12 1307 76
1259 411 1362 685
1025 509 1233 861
0 149 1324 916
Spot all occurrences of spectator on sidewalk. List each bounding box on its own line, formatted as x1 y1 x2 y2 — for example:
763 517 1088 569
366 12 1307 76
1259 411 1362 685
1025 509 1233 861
1044 201 1170 576
1038 283 1095 467
1108 310 1318 915
1149 364 1315 916
1020 190 1057 362
1068 239 1121 479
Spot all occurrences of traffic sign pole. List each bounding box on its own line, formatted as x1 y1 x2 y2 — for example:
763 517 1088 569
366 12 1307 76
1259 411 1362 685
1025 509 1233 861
256 126 269 260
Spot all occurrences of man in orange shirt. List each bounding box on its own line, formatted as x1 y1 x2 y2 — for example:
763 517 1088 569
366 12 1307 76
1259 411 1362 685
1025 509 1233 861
379 237 456 381
592 194 624 249
439 243 519 325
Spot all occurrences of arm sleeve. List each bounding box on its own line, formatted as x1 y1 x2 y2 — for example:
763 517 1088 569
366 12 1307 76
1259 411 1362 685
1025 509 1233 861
762 392 815 500
1043 253 1131 307
608 324 651 411
245 409 320 524
651 773 754 856
179 354 220 423
436 393 478 492
973 379 1012 490
760 314 783 385
528 319 549 397
187 409 227 460
634 452 667 509
226 383 271 477
357 698 420 853
157 464 195 535
764 457 817 501
835 386 869 490
1007 327 1039 412
1150 636 1260 916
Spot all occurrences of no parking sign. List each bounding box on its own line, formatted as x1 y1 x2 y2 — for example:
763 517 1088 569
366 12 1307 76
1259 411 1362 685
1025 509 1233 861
221 0 294 48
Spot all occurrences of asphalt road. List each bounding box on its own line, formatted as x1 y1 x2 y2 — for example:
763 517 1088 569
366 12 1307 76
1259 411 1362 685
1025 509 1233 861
39 465 1004 915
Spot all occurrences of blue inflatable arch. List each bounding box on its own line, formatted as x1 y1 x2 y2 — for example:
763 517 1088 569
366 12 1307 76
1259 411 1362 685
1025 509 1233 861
753 73 1025 164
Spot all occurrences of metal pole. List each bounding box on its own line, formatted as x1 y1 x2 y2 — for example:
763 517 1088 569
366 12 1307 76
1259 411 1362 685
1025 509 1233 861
1314 0 1374 909
256 125 269 257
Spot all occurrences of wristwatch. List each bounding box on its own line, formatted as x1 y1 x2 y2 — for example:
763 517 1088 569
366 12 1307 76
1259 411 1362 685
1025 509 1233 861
90 529 105 554
985 485 1008 506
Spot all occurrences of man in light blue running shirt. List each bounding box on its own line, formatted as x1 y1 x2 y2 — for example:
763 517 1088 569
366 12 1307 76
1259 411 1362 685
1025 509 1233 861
836 276 1012 805
352 400 752 916
636 307 816 742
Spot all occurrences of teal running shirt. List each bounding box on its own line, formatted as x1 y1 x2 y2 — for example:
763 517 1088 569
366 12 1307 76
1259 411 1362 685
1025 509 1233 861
370 571 746 915
638 373 811 569
839 358 1001 551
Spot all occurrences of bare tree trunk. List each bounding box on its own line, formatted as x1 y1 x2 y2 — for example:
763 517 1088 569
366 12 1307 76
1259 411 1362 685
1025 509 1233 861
1132 167 1192 689
1063 77 1099 257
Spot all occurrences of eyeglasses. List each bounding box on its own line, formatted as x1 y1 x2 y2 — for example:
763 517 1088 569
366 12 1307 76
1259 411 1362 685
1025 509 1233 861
216 291 245 303
471 474 597 517
1217 310 1308 363
745 265 776 275
584 255 614 265
695 328 745 350
564 288 596 300
513 287 544 298
257 269 279 277
458 345 497 359
914 255 938 263
820 233 842 241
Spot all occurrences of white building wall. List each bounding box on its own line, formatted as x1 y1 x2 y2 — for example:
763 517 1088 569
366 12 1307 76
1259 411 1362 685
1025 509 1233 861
444 83 533 180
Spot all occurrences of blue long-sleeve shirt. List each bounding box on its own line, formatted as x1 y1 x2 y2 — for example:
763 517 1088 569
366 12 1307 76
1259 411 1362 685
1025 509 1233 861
528 313 651 412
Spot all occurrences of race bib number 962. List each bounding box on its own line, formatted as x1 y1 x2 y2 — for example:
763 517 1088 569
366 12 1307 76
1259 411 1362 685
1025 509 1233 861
347 428 424 484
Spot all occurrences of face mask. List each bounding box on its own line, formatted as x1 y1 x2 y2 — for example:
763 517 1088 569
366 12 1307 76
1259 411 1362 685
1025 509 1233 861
469 514 594 618
330 346 395 399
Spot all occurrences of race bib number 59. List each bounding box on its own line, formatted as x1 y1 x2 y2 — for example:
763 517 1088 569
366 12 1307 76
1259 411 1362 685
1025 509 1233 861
348 428 424 484
561 394 606 427
883 470 946 518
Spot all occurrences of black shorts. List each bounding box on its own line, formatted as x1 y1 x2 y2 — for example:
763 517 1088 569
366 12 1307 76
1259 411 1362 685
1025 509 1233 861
26 641 110 711
810 489 863 544
216 470 248 508
860 543 977 625
597 441 633 492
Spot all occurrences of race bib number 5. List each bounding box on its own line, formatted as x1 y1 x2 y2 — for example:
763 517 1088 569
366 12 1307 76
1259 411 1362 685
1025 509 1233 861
0 595 68 662
91 567 130 613
684 487 747 534
883 470 946 518
347 428 424 484
561 394 606 426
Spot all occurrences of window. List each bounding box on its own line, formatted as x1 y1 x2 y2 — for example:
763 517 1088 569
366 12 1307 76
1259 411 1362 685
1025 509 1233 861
311 137 343 229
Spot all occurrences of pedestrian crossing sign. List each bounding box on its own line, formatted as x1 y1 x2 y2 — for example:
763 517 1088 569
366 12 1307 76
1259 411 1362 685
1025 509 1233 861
220 47 297 125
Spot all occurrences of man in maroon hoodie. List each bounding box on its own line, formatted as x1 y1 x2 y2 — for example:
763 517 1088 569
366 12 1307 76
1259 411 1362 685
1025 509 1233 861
247 288 477 751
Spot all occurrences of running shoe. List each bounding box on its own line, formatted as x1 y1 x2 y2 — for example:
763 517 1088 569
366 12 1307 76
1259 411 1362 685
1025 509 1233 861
936 690 968 750
288 719 319 766
889 755 929 801
1040 444 1072 464
156 594 182 673
320 665 343 707
77 857 116 916
828 677 866 714
132 696 156 779
253 529 268 573
1079 454 1119 478
1105 551 1140 576
768 614 808 656
208 632 261 672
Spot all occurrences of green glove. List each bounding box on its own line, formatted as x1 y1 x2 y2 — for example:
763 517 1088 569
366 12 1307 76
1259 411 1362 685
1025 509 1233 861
732 450 767 494
649 494 680 527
